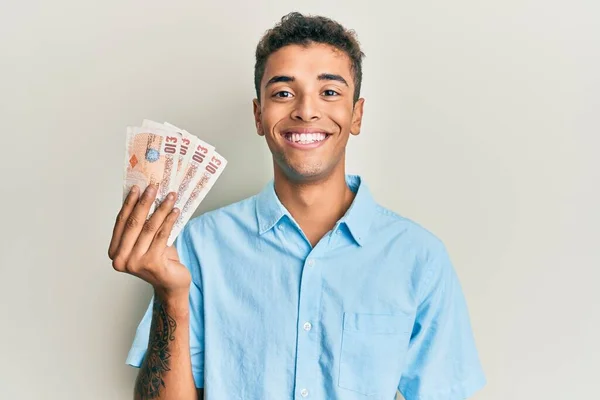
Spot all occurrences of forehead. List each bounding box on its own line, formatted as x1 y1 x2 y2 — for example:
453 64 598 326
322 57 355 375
262 43 353 85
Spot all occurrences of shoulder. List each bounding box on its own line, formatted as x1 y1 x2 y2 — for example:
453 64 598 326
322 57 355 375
370 203 455 302
371 203 447 258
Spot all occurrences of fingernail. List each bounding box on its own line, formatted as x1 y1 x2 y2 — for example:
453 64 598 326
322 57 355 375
167 193 174 200
173 208 180 214
130 185 139 194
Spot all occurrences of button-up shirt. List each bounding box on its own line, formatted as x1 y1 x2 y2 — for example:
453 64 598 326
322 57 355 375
127 175 486 399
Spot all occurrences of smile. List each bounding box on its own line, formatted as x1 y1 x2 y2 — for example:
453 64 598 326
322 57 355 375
282 132 330 149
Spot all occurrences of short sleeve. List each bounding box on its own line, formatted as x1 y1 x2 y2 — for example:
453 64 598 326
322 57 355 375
398 244 486 400
125 223 205 388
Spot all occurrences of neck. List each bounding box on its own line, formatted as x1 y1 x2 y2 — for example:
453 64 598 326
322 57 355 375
273 165 355 246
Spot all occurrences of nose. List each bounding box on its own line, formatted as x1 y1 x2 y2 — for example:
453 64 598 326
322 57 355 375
291 94 321 122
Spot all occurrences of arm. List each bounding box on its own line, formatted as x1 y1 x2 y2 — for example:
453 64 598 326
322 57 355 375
107 185 204 399
134 294 197 400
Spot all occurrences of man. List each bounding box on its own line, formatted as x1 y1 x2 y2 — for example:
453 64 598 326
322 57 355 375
109 12 486 400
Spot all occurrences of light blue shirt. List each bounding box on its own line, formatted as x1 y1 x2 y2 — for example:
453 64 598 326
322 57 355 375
127 175 486 400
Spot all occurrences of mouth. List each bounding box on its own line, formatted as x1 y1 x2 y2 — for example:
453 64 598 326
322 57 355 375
281 130 331 149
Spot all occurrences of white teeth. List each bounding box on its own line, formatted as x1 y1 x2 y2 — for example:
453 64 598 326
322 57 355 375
285 132 327 144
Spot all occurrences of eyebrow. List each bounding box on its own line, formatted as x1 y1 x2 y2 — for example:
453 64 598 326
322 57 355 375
265 73 349 88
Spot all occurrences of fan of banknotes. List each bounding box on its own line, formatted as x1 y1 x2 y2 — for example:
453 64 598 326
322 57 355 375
123 119 227 246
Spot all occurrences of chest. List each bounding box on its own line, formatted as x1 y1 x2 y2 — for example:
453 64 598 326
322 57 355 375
199 230 419 399
199 228 419 325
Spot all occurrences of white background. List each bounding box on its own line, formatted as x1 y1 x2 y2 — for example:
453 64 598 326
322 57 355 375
1 1 598 399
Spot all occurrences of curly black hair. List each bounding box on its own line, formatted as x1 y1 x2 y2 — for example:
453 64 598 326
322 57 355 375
254 12 365 104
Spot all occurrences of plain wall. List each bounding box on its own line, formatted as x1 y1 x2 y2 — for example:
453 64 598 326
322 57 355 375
1 1 598 399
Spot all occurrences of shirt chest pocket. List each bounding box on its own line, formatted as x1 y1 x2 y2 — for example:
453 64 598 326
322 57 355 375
338 312 412 397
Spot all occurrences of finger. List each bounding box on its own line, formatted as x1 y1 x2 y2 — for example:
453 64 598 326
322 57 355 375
151 207 180 251
108 185 139 260
114 184 158 263
132 192 178 255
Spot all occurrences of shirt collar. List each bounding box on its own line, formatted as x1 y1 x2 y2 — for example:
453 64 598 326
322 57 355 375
338 175 376 246
256 179 291 235
255 174 377 246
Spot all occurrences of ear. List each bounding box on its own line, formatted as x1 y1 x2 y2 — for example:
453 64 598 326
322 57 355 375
350 98 365 136
252 98 264 136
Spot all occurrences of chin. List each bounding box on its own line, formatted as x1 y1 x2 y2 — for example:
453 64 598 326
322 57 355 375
279 160 332 183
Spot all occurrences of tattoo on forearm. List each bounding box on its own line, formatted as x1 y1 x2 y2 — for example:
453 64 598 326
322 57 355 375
136 298 177 399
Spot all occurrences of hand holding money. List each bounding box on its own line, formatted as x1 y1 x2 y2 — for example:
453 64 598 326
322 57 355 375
109 120 227 296
108 185 191 298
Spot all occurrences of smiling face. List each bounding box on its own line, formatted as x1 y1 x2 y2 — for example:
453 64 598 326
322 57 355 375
253 43 365 183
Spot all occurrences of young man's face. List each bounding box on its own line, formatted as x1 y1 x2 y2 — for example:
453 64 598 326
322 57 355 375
253 43 364 183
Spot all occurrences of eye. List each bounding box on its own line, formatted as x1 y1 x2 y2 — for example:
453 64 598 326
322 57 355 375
273 91 293 98
322 89 340 97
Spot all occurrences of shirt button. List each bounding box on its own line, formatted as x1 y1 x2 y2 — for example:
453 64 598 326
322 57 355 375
300 388 309 397
307 259 315 267
277 224 284 231
303 322 312 331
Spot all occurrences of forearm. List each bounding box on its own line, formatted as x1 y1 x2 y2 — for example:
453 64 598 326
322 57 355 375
134 293 197 400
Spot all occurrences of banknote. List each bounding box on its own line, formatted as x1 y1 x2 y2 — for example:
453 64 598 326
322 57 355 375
124 120 226 244
163 122 199 189
168 151 228 246
173 138 215 211
124 126 181 216
140 120 183 209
